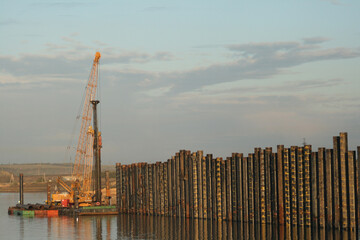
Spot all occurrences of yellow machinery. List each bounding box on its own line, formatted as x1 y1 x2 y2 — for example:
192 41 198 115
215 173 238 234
51 52 102 207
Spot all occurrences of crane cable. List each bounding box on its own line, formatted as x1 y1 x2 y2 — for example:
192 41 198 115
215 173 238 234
64 60 94 173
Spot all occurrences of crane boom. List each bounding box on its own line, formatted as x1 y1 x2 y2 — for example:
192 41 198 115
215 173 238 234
56 177 72 193
72 52 101 189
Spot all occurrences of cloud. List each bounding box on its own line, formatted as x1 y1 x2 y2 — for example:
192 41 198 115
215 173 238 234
79 38 359 99
102 51 174 64
303 37 330 45
200 78 345 96
0 54 89 77
1 38 359 97
0 36 175 90
151 40 359 94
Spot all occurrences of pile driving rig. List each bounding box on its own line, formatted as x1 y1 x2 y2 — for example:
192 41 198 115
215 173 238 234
51 52 105 207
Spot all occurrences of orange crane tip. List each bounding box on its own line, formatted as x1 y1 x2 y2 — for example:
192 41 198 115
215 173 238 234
95 52 101 61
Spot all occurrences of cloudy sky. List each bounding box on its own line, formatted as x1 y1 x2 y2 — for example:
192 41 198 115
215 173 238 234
1 1 359 165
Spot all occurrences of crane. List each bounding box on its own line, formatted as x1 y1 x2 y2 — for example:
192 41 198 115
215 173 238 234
51 52 101 206
73 51 101 186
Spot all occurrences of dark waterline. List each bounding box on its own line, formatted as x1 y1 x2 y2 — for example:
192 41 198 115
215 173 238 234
1 193 358 240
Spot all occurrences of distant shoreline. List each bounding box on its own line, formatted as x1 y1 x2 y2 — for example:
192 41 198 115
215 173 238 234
0 182 47 193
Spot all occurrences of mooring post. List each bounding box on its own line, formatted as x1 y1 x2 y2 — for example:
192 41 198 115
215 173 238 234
260 149 266 224
175 152 181 217
333 136 341 228
126 166 130 213
136 164 141 214
225 157 232 221
297 147 305 227
135 164 139 214
224 157 232 221
211 155 217 220
180 150 185 218
143 163 147 214
197 151 203 219
265 148 272 224
121 165 126 213
192 153 198 219
325 149 333 227
185 150 194 218
231 154 237 222
304 145 312 227
357 146 360 228
169 157 174 216
236 153 243 223
148 164 154 215
283 148 291 227
206 154 213 219
164 162 169 216
19 173 24 205
277 145 285 225
154 162 159 215
318 148 326 228
167 159 172 216
348 151 356 229
216 157 222 221
311 151 318 228
242 156 249 223
290 146 298 226
253 148 261 224
172 156 177 217
185 150 191 219
160 162 165 216
270 151 278 224
129 165 134 213
339 132 349 228
116 163 121 213
188 152 194 219
221 159 226 220
202 156 207 219
144 163 149 215
248 154 255 223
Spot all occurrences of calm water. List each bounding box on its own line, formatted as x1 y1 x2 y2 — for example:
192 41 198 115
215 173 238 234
0 193 358 239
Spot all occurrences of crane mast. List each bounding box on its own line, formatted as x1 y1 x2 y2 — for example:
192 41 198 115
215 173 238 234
72 52 101 189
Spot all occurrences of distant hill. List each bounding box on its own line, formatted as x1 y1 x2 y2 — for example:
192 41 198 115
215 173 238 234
0 163 115 176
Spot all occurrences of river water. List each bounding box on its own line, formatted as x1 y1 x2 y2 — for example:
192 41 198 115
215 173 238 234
0 193 358 239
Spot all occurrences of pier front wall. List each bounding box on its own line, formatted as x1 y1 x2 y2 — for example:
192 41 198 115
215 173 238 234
115 132 360 230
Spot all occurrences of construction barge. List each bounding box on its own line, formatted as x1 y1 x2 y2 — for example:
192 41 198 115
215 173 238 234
8 52 116 217
8 204 117 217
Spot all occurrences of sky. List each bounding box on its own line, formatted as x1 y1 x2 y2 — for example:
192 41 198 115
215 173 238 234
1 0 360 165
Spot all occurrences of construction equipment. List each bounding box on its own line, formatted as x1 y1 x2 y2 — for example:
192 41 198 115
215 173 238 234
51 52 102 206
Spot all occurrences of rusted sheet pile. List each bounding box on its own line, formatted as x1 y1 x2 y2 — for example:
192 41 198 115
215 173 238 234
116 132 360 230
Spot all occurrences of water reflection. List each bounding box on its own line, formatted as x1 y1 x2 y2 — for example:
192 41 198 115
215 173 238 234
19 215 24 239
6 213 360 240
96 217 102 240
115 214 357 240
